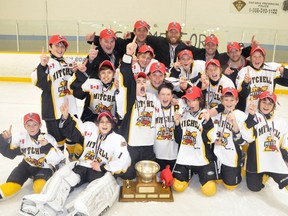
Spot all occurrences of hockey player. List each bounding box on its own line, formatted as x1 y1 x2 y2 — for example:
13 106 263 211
116 38 158 180
173 86 217 196
69 60 117 122
0 113 64 200
132 44 158 74
146 61 167 96
168 49 205 96
32 34 80 160
154 82 181 171
170 49 205 81
236 46 287 113
213 87 249 190
244 91 288 192
19 101 131 216
200 59 235 109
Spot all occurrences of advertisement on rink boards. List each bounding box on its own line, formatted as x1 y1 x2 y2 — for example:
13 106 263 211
230 0 282 15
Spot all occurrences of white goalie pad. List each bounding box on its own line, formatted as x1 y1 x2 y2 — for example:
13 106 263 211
19 162 80 216
65 172 120 216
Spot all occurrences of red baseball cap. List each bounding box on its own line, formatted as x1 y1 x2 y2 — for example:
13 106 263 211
205 59 221 69
205 35 218 45
227 42 241 52
24 113 41 124
99 60 115 72
177 49 193 59
182 86 202 100
259 91 277 104
150 62 166 74
49 35 69 47
138 45 154 56
250 46 266 57
168 22 181 33
134 71 147 80
100 29 116 40
134 20 150 30
222 87 238 98
97 112 114 121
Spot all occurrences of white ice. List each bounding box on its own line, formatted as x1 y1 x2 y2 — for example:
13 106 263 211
0 82 287 216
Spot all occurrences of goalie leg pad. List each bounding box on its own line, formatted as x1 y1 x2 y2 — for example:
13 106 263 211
65 172 119 216
20 162 80 215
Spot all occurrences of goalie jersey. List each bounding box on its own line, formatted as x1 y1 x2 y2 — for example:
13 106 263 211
60 115 131 174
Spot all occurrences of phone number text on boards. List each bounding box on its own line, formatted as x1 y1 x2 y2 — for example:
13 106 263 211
249 7 278 14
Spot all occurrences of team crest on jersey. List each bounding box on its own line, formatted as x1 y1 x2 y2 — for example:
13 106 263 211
58 79 71 97
84 151 95 161
250 86 268 100
136 111 153 126
181 131 199 148
156 126 173 140
264 136 278 152
25 156 45 167
95 103 113 114
216 131 230 148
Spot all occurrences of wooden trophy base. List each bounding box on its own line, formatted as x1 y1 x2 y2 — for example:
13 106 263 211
119 176 173 202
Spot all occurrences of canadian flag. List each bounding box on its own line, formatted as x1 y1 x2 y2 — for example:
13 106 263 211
90 85 99 90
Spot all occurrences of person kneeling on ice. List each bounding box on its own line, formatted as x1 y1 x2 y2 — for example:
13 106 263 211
172 86 217 196
0 113 64 200
244 91 288 192
19 100 131 216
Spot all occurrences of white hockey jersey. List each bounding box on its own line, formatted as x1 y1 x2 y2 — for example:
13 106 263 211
154 100 180 160
132 59 158 75
81 78 116 116
10 132 64 168
75 122 131 174
32 57 78 120
236 63 280 112
245 113 288 174
213 110 249 167
176 109 215 166
206 75 235 108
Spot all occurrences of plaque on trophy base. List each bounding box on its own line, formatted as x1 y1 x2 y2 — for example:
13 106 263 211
119 161 174 202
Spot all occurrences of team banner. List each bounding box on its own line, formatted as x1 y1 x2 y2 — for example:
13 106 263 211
230 0 281 15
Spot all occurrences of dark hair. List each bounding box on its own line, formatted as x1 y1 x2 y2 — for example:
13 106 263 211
198 97 205 109
96 115 116 128
258 97 276 111
183 96 205 110
158 81 174 94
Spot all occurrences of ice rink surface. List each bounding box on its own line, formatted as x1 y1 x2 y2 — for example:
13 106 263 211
0 82 287 216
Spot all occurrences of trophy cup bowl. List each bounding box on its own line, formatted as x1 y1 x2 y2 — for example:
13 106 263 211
135 160 160 183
